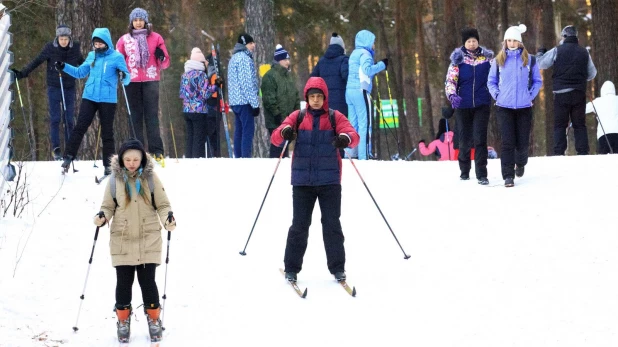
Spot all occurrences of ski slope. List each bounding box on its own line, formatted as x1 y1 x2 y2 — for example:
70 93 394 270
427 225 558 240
1 154 617 346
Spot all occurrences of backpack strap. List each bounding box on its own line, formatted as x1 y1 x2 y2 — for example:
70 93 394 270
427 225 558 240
110 172 118 209
148 175 156 210
110 172 157 210
295 108 337 132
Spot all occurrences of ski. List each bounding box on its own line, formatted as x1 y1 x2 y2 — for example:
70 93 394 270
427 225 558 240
279 268 307 298
337 279 356 297
95 174 110 184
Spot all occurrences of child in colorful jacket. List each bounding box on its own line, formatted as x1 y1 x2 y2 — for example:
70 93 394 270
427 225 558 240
418 119 456 161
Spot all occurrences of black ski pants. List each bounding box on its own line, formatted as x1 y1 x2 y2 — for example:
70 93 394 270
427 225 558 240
284 185 345 274
115 264 160 309
598 134 618 154
456 104 490 178
497 106 533 179
554 89 589 155
65 99 116 168
125 81 164 155
206 106 221 157
184 112 207 158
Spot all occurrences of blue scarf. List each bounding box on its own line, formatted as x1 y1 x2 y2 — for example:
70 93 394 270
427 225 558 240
123 167 143 198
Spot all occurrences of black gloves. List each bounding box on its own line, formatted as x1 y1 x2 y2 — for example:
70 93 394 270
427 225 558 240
441 106 455 120
537 47 547 55
214 77 224 87
281 126 297 141
10 68 23 80
381 58 389 70
332 134 350 149
155 47 165 62
54 61 65 71
252 107 260 117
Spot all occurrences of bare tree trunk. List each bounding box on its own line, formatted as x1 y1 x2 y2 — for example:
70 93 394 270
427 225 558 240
417 0 434 145
245 0 275 158
541 0 555 155
591 0 618 90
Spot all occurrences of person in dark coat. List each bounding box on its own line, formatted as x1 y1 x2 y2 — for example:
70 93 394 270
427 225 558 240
12 25 84 160
310 33 349 116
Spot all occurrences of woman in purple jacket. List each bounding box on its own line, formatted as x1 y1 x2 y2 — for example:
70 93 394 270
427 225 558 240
487 24 542 187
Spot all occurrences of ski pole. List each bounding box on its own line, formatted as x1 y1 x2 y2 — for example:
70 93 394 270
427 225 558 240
404 148 417 160
161 211 173 331
120 73 137 139
588 95 614 154
239 141 289 255
445 118 452 160
93 127 101 168
14 78 35 160
73 211 105 332
59 73 78 173
212 44 234 158
344 149 410 259
384 71 403 156
160 71 179 162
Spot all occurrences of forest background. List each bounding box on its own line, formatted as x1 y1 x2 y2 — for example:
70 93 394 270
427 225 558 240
5 0 618 161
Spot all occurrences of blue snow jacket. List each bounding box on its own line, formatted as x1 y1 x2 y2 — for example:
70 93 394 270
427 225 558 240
487 49 542 109
63 28 130 103
346 30 385 93
310 44 349 115
227 43 259 108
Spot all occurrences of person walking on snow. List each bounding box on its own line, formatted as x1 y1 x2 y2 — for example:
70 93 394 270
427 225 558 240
58 28 131 176
271 77 360 283
487 24 542 187
418 119 456 161
536 25 597 155
11 25 84 160
585 81 618 154
445 27 494 185
116 7 171 165
179 47 219 158
345 29 387 160
93 139 175 343
228 33 260 158
311 33 349 117
262 44 300 158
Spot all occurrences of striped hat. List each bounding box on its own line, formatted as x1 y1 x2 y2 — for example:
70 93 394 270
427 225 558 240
274 44 290 62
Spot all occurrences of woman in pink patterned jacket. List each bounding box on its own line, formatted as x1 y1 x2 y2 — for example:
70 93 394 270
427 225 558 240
116 7 170 164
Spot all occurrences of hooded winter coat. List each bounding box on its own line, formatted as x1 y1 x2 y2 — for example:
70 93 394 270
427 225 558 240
63 28 131 103
99 155 172 267
227 43 259 108
310 44 349 115
445 46 494 108
346 30 385 93
586 81 618 139
271 77 360 186
262 63 301 129
116 30 170 82
487 48 542 109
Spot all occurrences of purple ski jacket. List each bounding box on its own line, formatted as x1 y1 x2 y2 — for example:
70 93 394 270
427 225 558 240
487 49 542 109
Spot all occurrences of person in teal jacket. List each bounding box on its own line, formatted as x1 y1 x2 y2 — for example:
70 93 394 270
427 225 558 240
345 30 387 160
58 28 131 175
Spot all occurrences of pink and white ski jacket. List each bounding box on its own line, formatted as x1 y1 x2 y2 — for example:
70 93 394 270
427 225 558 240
116 31 170 82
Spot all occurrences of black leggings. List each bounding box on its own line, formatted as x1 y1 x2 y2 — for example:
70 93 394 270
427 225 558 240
115 264 160 309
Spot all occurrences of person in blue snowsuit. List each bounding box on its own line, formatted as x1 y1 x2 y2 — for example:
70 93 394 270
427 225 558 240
345 30 387 160
58 28 131 175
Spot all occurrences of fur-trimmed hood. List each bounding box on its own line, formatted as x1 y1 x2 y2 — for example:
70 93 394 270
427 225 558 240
450 46 494 65
109 153 155 178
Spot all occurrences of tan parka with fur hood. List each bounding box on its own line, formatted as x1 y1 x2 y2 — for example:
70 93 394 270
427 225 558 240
99 154 172 267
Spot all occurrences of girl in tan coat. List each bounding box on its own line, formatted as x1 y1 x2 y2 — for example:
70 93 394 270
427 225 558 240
94 139 175 343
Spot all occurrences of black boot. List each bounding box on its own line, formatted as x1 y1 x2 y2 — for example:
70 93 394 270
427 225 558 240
285 272 297 282
52 147 62 161
515 165 525 178
104 166 111 176
334 271 346 282
61 155 74 171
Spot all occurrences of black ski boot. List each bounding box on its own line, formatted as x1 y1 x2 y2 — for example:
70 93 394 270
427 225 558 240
145 307 162 342
61 155 74 172
460 172 470 180
52 147 62 161
104 166 111 176
115 305 131 343
505 177 515 187
285 272 297 283
515 165 525 178
477 177 489 185
334 271 346 282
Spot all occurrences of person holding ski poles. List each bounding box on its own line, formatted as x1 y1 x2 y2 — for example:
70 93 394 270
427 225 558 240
487 24 542 187
116 7 171 165
271 77 359 283
93 139 176 343
445 27 494 185
11 25 84 160
418 119 456 161
58 28 131 176
586 81 618 154
346 29 387 160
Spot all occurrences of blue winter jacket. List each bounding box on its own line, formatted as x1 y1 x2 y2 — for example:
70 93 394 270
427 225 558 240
346 30 385 93
63 28 130 103
445 47 493 109
487 49 542 109
310 44 349 115
227 43 259 108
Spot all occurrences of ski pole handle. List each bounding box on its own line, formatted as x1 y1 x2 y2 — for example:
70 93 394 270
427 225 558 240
93 211 105 242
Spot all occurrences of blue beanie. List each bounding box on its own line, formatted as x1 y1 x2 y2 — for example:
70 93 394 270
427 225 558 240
130 8 149 24
274 44 290 62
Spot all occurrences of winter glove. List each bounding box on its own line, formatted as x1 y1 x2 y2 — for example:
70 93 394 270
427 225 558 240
93 211 107 227
448 94 462 109
54 61 65 71
537 47 547 55
155 47 166 62
252 107 260 117
10 68 24 80
332 134 351 149
381 58 389 70
441 106 455 120
214 77 224 87
281 126 297 141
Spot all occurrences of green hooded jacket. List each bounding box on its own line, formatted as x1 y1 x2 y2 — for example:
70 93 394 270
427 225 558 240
261 63 300 129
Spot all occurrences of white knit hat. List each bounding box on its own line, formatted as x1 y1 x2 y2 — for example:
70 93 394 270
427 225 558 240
503 24 527 42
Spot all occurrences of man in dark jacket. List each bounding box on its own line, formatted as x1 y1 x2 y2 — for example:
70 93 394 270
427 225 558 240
12 25 84 160
262 44 300 158
310 33 349 116
537 25 597 155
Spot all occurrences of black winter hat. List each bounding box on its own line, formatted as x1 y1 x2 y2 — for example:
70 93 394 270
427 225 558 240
461 27 480 45
93 37 107 46
307 88 324 96
118 139 148 169
238 33 254 45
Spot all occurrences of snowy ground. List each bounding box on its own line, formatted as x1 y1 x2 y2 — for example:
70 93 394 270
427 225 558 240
0 154 617 346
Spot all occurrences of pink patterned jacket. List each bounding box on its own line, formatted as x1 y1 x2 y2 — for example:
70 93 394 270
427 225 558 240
419 131 456 161
116 31 170 82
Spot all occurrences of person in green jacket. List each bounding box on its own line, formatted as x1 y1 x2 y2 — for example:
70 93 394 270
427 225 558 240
262 44 300 158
